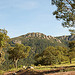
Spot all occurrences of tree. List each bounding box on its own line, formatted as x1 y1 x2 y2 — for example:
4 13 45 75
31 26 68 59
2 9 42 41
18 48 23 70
35 46 68 65
55 46 68 64
68 41 75 63
0 29 9 64
0 29 9 50
69 41 75 48
51 0 75 34
7 43 31 68
35 46 56 65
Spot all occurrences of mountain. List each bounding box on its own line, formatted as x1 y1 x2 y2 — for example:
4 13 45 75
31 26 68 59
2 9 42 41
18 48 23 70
10 33 75 58
56 35 75 41
11 32 62 44
10 33 75 47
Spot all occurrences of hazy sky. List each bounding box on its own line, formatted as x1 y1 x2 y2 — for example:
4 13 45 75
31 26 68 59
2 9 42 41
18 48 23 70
0 0 70 38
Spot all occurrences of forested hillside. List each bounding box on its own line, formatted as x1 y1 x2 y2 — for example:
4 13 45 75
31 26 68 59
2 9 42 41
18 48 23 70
2 33 75 69
56 35 75 46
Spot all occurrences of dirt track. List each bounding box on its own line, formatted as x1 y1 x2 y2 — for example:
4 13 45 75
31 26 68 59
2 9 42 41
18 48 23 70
4 70 75 75
3 66 75 75
45 71 75 75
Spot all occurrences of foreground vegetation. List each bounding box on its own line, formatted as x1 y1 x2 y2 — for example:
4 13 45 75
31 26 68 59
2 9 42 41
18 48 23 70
1 61 75 75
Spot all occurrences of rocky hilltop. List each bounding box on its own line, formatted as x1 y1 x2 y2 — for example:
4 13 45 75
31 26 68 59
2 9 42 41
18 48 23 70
20 32 61 43
11 32 75 46
56 35 75 41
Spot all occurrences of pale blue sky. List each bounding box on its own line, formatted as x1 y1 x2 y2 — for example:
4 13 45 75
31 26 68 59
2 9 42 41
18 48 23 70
0 0 70 38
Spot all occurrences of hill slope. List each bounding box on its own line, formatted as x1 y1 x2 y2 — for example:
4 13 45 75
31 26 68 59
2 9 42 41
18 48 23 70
7 33 75 66
8 33 67 65
56 35 75 46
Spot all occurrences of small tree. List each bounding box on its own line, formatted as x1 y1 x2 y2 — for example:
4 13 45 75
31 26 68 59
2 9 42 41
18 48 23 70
68 41 75 64
7 43 31 68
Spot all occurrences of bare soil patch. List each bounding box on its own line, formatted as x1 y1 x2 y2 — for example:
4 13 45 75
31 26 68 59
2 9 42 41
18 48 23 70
4 70 75 75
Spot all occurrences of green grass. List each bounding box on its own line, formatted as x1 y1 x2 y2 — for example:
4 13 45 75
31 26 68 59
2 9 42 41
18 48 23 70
34 66 53 70
0 70 5 75
1 68 22 75
6 68 22 71
34 62 75 71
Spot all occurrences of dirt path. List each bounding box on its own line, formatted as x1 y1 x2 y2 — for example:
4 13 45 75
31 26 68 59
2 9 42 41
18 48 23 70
3 66 75 75
45 71 75 75
4 70 75 75
3 71 16 75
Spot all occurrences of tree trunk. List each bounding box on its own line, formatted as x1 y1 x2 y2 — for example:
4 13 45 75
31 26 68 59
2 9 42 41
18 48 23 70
70 58 72 64
14 59 18 68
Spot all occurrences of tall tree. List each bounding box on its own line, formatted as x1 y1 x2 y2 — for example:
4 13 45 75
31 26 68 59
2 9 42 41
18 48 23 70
68 41 75 63
52 0 75 34
7 43 31 68
0 29 9 50
0 29 9 64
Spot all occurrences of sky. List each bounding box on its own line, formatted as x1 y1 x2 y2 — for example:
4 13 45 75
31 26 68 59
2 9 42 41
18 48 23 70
0 0 70 38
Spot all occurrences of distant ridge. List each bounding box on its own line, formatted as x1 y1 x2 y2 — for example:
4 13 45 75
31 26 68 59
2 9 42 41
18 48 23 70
13 32 62 43
11 32 75 45
56 34 75 41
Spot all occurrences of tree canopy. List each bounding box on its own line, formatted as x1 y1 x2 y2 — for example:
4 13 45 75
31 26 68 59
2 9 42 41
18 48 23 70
52 0 75 34
0 29 9 49
35 46 68 65
0 29 9 65
7 43 31 68
68 41 75 63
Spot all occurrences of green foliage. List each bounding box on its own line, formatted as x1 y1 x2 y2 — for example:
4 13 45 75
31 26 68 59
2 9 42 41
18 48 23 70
0 29 9 48
35 46 68 65
55 46 68 64
7 43 31 68
0 29 9 65
0 51 5 65
52 0 75 34
68 41 75 63
8 36 66 66
69 41 75 49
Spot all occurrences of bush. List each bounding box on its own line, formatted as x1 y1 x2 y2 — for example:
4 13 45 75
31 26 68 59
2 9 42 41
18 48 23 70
18 65 23 68
31 64 35 67
9 64 15 69
38 64 41 67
